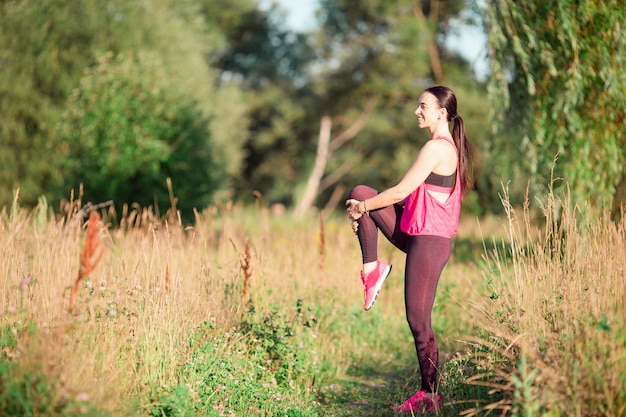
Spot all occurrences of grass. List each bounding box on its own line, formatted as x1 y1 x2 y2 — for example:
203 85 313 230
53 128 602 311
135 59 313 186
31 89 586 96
466 186 626 416
0 185 624 416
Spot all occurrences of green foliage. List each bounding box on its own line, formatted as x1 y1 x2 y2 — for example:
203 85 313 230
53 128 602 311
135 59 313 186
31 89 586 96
0 0 76 206
55 51 223 216
0 0 247 212
485 0 626 208
0 0 494 216
204 1 319 205
210 2 313 88
205 0 493 209
239 299 319 385
511 355 541 417
0 325 105 417
236 85 317 204
145 301 321 417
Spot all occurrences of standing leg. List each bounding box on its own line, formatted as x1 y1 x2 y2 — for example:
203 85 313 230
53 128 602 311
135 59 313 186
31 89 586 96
404 235 451 393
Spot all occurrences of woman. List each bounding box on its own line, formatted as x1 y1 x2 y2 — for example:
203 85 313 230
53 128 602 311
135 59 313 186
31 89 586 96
345 85 473 412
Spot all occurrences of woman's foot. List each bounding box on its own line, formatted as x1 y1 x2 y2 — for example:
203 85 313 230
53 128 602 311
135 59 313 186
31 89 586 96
360 260 391 310
395 390 442 412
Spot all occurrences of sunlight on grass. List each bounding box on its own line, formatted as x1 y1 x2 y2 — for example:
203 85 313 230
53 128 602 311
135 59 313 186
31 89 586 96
1 185 624 416
464 184 626 416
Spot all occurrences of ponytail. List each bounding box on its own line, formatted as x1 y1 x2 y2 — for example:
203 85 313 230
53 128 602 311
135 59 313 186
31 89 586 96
452 115 474 199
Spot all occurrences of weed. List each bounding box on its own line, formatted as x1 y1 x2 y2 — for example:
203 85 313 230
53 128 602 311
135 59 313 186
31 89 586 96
69 211 104 312
0 323 106 417
238 299 319 386
145 301 321 417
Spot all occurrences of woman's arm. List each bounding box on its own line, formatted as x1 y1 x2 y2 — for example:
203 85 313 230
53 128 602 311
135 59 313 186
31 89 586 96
346 140 453 218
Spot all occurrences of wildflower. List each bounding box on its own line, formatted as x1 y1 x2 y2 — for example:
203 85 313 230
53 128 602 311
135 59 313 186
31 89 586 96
20 277 35 291
75 392 90 402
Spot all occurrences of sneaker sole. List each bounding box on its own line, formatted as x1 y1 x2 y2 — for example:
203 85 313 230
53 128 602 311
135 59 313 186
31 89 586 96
364 264 392 310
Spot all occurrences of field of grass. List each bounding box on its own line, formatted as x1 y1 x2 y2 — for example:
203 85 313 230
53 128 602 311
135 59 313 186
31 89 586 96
1 188 624 416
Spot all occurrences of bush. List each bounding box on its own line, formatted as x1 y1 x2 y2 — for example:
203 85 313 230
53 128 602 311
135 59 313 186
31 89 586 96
55 51 226 219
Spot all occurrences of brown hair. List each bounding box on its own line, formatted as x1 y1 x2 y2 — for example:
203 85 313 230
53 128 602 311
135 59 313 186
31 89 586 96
425 85 474 198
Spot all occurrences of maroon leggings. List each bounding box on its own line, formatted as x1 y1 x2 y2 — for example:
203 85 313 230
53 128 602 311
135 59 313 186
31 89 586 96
349 185 451 393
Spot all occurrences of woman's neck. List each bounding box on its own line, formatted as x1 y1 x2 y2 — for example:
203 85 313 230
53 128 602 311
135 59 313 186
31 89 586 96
429 126 451 140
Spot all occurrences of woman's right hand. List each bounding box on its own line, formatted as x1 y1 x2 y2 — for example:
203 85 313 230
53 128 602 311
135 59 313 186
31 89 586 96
345 199 364 221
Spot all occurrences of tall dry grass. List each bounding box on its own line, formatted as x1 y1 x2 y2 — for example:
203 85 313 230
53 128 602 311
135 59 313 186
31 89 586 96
0 194 379 413
5 183 622 416
469 184 626 416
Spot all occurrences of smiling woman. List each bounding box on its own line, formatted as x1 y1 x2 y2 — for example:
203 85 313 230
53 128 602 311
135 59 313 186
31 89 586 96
345 85 474 412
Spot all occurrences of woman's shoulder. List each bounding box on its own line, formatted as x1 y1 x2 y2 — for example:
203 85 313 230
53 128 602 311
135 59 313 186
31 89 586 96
423 137 457 173
425 137 456 153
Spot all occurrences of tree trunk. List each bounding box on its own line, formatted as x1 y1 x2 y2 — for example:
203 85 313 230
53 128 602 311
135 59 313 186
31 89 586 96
293 97 378 218
293 115 332 218
414 1 444 83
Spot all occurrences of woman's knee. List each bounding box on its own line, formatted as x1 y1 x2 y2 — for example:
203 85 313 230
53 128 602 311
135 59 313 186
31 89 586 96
348 185 377 200
406 312 430 336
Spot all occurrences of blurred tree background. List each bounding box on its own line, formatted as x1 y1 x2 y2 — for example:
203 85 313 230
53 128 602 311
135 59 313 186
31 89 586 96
0 0 624 220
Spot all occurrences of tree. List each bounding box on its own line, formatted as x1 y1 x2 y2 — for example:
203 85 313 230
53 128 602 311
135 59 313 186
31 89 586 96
209 1 313 88
485 0 626 211
206 1 320 205
55 52 223 218
0 0 101 207
0 0 248 212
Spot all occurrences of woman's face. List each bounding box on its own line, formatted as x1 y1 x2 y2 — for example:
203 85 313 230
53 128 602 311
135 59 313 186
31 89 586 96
414 92 443 129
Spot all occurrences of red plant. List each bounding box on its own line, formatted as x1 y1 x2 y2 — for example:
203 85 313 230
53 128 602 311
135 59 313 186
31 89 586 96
240 239 252 301
319 212 326 287
69 211 104 312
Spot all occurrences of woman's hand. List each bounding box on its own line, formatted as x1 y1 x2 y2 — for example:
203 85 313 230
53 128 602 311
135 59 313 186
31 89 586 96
350 219 359 234
345 199 366 221
345 199 363 234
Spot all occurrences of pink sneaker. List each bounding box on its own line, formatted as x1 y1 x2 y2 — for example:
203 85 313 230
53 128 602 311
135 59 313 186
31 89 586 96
361 260 391 310
395 390 442 413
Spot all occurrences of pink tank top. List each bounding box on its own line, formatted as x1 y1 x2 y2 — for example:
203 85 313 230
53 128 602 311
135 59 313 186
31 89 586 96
399 137 461 237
